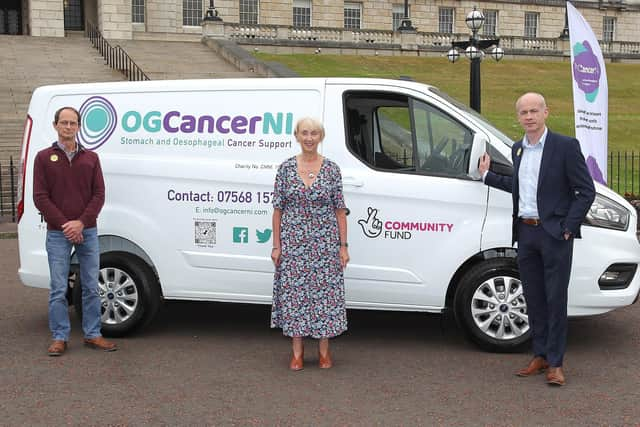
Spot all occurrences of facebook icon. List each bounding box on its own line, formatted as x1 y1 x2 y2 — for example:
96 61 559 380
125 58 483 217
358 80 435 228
233 227 249 243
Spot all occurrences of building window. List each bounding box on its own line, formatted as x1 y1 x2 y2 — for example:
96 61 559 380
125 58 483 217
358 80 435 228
438 8 454 34
293 0 311 28
483 9 497 36
240 0 259 25
603 16 616 42
344 2 362 29
132 0 145 24
183 0 202 26
524 12 538 38
392 4 409 31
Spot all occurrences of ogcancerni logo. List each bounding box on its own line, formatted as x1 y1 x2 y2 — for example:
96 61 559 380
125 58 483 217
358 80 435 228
78 96 117 150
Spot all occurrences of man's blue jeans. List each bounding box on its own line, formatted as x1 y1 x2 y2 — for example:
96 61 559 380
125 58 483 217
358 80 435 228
46 228 102 341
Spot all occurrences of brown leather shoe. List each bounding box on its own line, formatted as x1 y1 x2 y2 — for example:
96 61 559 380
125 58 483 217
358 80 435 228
319 351 333 369
289 352 304 371
47 340 67 356
515 356 549 377
84 336 117 352
546 367 566 386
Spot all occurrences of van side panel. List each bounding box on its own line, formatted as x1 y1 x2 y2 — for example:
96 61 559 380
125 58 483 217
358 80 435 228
19 82 326 304
322 83 491 309
101 88 323 301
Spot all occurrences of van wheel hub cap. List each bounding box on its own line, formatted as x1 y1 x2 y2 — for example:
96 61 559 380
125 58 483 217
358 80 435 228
98 267 139 325
470 275 529 340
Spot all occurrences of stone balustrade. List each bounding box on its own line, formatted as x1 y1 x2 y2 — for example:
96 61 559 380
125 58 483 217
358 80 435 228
602 40 640 54
212 22 640 60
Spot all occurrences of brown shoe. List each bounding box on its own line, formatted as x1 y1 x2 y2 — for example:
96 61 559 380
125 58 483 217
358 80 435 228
546 367 566 386
319 351 333 369
289 352 304 371
47 340 67 356
516 356 549 377
84 336 117 352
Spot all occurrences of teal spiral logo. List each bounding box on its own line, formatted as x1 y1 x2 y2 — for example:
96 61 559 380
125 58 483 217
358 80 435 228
78 96 117 150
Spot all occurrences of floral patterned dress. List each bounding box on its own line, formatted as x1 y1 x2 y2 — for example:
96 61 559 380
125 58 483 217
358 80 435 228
271 156 348 338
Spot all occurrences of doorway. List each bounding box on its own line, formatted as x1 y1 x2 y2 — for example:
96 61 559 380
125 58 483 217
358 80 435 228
64 0 84 30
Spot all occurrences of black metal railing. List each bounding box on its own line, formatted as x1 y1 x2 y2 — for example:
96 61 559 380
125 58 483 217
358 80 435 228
85 21 150 81
609 152 640 197
0 157 17 223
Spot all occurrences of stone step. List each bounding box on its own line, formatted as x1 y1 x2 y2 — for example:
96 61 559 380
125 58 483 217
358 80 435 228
116 40 252 78
0 35 257 161
0 35 126 159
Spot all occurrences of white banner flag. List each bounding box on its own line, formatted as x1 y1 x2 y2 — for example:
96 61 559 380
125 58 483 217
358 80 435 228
568 1 608 185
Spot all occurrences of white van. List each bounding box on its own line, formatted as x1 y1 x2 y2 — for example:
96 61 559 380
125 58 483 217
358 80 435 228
17 78 640 351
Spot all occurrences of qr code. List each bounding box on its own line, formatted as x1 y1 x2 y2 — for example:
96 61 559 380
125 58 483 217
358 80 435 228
194 221 216 245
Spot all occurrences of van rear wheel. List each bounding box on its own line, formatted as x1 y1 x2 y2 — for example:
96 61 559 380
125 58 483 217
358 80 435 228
73 252 161 337
454 258 530 352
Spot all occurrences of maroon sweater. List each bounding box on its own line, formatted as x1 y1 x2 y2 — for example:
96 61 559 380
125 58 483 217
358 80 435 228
33 143 105 230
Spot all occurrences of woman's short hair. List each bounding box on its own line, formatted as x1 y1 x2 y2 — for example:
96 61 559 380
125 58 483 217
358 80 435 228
294 117 325 140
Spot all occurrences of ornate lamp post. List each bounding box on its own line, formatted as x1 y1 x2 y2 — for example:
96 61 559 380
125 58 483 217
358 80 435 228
398 0 415 31
204 0 221 21
447 7 503 113
559 2 570 39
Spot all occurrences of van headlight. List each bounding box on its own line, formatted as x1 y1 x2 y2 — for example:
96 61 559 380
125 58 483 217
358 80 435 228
584 194 630 231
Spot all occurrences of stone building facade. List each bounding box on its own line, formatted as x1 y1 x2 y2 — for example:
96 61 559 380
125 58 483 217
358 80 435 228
2 0 639 43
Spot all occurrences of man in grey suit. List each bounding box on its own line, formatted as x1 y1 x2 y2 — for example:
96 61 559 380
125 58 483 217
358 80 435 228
479 92 595 386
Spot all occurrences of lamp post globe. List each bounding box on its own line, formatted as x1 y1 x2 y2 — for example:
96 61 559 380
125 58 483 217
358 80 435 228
465 45 481 60
465 8 484 32
491 46 505 62
447 48 460 63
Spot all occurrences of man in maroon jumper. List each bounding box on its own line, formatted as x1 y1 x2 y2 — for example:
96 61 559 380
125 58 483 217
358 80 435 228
33 106 117 356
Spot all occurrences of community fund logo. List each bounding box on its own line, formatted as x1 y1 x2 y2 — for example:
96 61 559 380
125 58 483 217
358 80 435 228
358 207 383 238
357 206 454 241
78 96 118 150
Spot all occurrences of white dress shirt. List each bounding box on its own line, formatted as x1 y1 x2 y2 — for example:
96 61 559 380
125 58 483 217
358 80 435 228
518 128 547 219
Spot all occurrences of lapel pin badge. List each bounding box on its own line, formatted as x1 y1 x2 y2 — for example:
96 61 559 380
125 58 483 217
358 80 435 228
50 154 59 162
516 148 522 157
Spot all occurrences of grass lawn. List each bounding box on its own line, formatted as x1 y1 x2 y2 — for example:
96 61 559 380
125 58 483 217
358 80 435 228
257 53 640 193
256 54 639 149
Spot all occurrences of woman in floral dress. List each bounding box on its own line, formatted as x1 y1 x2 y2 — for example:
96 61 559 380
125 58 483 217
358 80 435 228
271 117 349 371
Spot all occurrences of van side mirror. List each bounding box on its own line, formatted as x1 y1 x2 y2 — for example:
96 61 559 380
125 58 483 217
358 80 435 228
468 136 487 180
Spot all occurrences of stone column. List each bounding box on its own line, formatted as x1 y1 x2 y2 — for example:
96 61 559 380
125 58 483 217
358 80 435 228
98 0 132 40
400 29 418 52
202 10 225 39
557 37 571 58
29 0 64 37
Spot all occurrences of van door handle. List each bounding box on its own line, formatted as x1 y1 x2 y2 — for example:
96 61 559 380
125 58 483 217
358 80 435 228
343 177 364 187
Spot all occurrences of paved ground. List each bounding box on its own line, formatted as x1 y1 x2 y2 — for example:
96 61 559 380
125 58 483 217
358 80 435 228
2 236 640 425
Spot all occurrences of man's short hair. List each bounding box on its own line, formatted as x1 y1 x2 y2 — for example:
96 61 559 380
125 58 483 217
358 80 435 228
515 92 547 111
54 107 81 125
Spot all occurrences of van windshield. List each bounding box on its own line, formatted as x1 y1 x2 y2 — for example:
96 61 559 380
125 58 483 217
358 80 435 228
428 87 514 148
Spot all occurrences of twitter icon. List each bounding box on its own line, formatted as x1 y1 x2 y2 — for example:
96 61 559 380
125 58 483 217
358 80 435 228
256 228 272 243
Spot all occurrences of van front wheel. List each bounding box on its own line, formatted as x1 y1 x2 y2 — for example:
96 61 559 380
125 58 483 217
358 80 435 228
454 258 530 352
73 253 161 337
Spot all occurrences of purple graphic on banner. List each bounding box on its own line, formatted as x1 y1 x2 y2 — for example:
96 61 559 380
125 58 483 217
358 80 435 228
586 155 605 185
572 41 601 103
